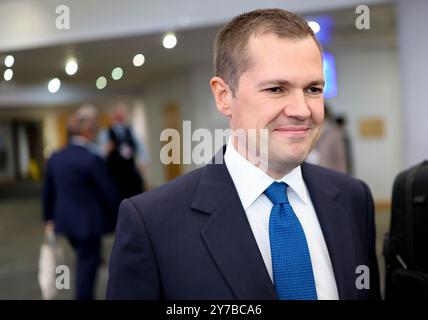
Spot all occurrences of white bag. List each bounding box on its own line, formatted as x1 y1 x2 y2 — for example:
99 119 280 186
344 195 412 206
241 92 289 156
38 232 64 300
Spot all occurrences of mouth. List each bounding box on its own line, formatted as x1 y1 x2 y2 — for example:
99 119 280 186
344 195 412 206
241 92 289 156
273 126 310 138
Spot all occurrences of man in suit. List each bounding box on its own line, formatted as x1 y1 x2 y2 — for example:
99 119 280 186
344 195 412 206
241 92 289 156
98 103 148 200
308 107 349 174
107 8 380 300
43 105 120 300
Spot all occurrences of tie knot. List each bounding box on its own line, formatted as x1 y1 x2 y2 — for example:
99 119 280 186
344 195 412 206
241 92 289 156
264 182 289 205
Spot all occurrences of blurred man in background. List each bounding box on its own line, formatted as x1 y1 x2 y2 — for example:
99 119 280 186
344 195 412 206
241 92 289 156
307 106 349 174
42 104 120 300
336 115 354 175
99 103 148 200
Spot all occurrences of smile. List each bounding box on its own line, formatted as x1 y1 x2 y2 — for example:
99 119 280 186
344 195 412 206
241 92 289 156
273 126 310 137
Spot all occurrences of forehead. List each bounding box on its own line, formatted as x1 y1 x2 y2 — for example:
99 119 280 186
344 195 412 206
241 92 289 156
243 33 323 83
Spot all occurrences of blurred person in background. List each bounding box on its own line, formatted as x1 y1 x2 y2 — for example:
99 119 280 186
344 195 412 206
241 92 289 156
98 103 149 200
42 104 120 300
336 115 354 176
307 106 349 174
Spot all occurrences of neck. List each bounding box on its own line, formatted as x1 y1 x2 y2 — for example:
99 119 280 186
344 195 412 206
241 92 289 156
265 163 295 180
71 135 91 144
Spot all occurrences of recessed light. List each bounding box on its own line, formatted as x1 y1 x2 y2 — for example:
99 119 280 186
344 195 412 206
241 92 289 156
96 76 107 89
163 33 177 49
133 54 145 67
3 69 13 81
111 67 123 80
48 78 61 93
308 21 321 34
65 59 78 75
4 55 14 68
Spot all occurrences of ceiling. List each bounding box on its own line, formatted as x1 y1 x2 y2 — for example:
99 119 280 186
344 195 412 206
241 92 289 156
0 2 396 107
1 25 218 88
0 0 393 52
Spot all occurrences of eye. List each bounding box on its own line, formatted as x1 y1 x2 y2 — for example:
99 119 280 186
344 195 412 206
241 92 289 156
265 87 285 94
307 87 323 94
306 86 323 95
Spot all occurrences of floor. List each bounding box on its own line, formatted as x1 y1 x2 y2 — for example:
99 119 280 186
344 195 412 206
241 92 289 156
0 181 390 299
0 181 113 299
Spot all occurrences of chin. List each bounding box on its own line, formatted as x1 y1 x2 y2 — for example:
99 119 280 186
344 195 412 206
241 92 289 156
270 150 307 170
277 142 309 158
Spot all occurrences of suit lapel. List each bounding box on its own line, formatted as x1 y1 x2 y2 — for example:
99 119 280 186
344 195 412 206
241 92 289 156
190 153 277 300
301 162 358 299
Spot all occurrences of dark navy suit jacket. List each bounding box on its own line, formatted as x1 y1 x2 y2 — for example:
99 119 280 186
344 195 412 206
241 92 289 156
43 144 120 240
106 149 380 300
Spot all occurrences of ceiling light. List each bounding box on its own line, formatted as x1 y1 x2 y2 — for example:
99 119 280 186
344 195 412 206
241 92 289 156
162 33 177 49
48 78 61 93
4 55 14 68
65 59 78 75
133 54 145 67
308 21 321 34
3 69 13 81
96 76 107 89
111 67 123 80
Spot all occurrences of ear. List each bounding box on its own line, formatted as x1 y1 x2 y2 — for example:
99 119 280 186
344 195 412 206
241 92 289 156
210 76 233 117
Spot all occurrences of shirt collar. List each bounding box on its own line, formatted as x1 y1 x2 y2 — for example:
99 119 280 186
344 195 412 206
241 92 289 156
112 124 127 137
224 137 309 210
70 135 101 156
70 135 90 147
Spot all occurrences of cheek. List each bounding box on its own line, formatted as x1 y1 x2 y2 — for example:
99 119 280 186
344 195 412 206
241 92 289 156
310 103 325 125
232 97 270 129
231 103 249 128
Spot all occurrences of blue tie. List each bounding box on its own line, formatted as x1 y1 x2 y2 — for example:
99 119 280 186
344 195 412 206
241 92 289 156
264 182 318 300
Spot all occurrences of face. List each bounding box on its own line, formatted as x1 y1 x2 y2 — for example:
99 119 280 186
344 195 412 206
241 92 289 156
212 34 325 177
113 105 128 124
83 119 98 142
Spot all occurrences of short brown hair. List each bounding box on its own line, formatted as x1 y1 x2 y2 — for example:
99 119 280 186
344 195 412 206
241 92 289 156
213 8 322 96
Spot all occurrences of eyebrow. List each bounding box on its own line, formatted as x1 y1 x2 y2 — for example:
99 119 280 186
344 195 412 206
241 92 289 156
257 79 325 88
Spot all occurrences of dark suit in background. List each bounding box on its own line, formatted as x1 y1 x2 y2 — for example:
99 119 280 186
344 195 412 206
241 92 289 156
43 142 120 300
106 125 144 199
106 149 380 300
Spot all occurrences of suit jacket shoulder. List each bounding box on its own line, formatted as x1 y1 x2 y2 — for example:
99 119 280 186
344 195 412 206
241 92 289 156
127 166 204 223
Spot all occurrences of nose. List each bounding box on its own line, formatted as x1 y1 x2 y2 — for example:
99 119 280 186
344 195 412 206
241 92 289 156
282 90 311 120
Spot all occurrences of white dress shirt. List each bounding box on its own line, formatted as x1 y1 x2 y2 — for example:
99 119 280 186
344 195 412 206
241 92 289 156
224 138 339 300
